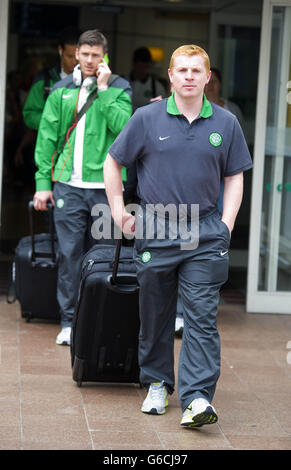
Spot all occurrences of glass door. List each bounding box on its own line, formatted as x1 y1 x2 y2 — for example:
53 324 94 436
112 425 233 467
209 9 261 276
247 0 291 313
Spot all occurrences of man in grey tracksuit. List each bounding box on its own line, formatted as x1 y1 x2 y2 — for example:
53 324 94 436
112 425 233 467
103 45 252 428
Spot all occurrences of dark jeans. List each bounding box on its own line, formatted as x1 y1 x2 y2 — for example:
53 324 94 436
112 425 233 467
53 182 115 327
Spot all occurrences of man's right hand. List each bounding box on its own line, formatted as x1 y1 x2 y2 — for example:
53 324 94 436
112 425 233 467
33 190 55 211
113 208 135 235
121 211 136 235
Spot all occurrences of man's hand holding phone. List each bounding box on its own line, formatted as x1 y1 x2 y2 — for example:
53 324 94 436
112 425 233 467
97 58 111 90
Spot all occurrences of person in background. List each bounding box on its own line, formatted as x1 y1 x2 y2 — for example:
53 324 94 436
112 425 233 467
129 46 167 112
205 66 245 213
124 47 168 212
33 29 132 346
16 28 80 190
22 27 80 131
204 67 244 126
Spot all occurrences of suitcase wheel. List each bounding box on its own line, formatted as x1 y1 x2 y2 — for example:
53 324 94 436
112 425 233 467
72 356 85 386
22 311 32 322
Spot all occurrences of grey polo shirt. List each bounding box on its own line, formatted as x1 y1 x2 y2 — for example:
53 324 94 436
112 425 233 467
109 93 253 216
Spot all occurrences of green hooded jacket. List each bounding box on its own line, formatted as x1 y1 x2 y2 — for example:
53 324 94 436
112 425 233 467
34 73 132 191
23 65 62 130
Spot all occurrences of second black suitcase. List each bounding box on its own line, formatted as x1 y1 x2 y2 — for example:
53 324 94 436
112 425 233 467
13 201 60 322
71 240 140 387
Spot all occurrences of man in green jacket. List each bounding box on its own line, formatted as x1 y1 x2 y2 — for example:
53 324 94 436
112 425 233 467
23 27 80 130
33 29 132 345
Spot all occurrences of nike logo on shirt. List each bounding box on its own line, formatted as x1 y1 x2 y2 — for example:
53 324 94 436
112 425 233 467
159 136 170 141
220 250 228 256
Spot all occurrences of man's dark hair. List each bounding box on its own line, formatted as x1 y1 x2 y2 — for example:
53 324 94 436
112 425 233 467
58 27 81 49
77 29 108 53
210 67 222 84
133 47 152 63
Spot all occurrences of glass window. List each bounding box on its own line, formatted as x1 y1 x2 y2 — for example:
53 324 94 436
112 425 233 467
259 6 291 292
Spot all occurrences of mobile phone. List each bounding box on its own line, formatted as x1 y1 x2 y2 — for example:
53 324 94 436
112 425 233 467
104 53 109 65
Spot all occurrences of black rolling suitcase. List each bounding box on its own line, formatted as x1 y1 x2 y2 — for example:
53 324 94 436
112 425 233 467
12 201 60 322
71 239 140 387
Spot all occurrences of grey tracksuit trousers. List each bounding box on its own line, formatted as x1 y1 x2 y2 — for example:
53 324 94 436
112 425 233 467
134 207 230 412
53 182 114 327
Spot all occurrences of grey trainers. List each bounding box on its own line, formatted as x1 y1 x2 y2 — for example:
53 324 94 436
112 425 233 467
181 397 218 428
141 382 168 415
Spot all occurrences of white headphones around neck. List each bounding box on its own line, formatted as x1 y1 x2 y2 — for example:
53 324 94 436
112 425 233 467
73 64 82 86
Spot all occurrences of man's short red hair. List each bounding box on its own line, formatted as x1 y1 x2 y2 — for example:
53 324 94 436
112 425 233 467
169 45 210 73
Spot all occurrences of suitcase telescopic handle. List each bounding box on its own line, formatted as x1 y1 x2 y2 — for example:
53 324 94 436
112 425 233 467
112 237 122 283
109 238 139 293
28 200 56 263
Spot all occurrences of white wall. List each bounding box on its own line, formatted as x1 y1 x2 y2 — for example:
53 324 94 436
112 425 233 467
0 0 9 226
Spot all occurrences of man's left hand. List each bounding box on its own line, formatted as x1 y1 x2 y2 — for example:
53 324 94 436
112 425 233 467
221 218 233 236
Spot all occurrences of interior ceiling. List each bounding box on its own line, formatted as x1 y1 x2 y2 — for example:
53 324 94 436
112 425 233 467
12 0 263 15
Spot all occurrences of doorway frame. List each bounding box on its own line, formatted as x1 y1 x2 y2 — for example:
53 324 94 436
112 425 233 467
247 0 291 314
0 0 9 226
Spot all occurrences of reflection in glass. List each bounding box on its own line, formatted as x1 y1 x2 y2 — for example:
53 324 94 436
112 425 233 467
259 6 291 292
